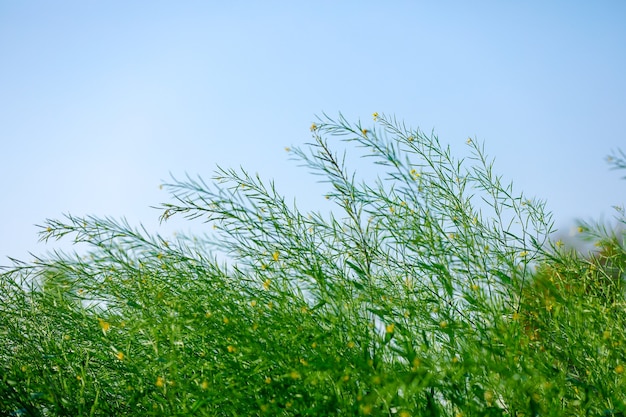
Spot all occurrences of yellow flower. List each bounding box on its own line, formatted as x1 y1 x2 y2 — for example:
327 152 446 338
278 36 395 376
616 364 624 374
263 279 271 290
385 323 395 334
361 128 369 136
115 351 124 361
290 370 301 379
264 376 272 384
250 300 257 307
201 380 209 390
519 251 529 257
310 123 317 131
577 226 584 233
98 318 110 333
484 390 494 404
156 376 165 387
347 341 355 348
399 412 411 417
227 345 237 353
372 112 379 121
466 137 472 145
223 317 230 324
272 251 279 261
440 320 448 329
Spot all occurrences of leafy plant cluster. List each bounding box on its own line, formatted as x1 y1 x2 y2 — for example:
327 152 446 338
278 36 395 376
1 114 625 416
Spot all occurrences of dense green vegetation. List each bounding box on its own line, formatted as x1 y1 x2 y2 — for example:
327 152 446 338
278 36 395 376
1 114 625 416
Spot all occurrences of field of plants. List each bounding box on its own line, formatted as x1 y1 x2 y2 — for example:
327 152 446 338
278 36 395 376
1 114 625 416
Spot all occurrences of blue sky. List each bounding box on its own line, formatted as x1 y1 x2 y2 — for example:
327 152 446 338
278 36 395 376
1 1 625 263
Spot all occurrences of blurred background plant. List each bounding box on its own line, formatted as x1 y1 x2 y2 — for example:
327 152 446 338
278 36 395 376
1 114 624 416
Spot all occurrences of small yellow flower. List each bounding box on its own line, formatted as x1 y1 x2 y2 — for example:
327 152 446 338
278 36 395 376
250 300 257 307
284 147 291 152
372 112 379 121
361 128 368 136
440 320 448 329
347 341 355 348
263 279 271 290
399 411 411 417
290 370 301 379
556 240 564 248
361 404 373 415
227 345 237 353
156 376 165 387
272 251 279 261
98 318 110 333
466 137 472 145
616 364 624 374
310 123 317 131
223 317 230 324
342 374 350 381
115 351 124 361
385 323 395 334
519 251 529 257
577 226 584 233
264 376 272 384
484 390 494 404
201 380 209 390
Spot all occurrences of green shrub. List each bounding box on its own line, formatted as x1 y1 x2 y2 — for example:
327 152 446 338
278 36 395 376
1 113 625 416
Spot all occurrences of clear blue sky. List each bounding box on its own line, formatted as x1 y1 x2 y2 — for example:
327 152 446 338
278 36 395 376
1 1 625 263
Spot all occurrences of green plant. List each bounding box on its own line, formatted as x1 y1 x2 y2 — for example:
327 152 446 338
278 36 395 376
1 113 624 416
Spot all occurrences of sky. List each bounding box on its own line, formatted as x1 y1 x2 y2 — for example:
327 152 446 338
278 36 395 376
1 1 625 264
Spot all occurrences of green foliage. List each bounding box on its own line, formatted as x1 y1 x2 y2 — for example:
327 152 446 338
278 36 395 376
1 114 625 415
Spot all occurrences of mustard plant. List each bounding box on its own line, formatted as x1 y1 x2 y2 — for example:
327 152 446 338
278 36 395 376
1 114 624 416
